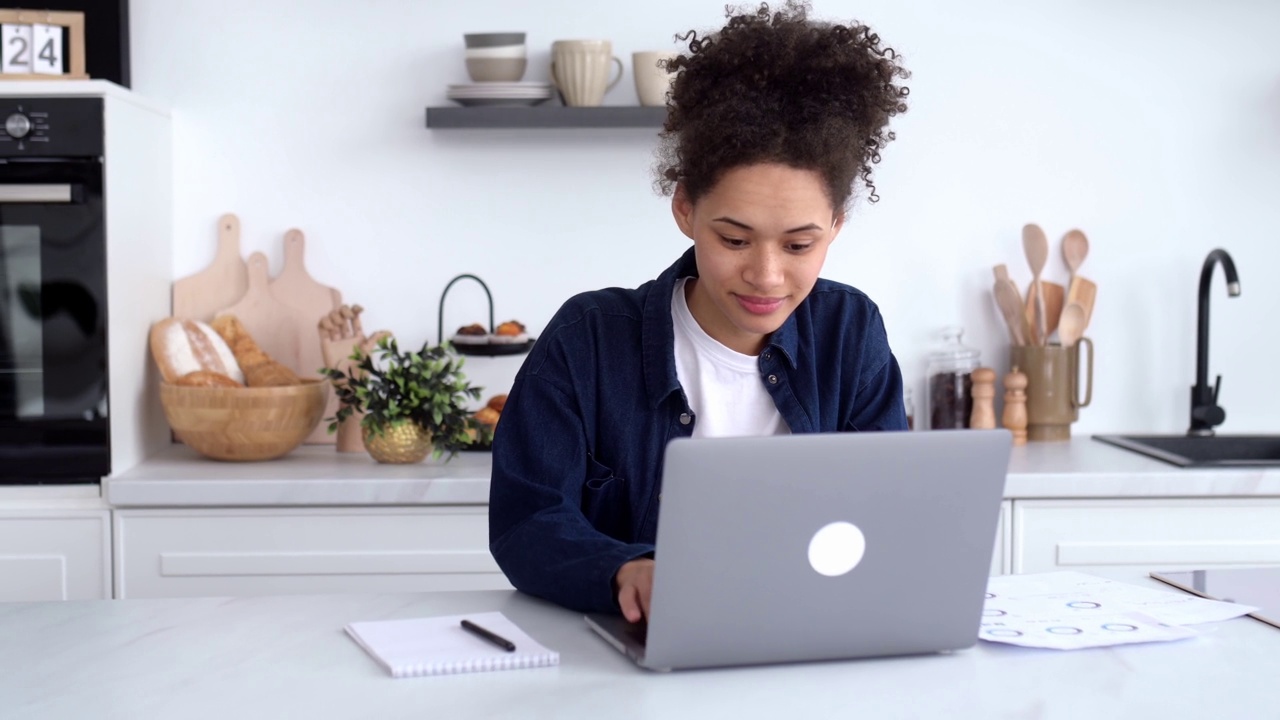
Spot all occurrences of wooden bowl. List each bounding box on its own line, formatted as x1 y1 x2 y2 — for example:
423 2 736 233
159 379 329 461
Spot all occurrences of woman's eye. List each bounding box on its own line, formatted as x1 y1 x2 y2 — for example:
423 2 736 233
719 236 747 247
788 243 814 252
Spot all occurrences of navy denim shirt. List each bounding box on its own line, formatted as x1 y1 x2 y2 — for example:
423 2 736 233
489 247 907 614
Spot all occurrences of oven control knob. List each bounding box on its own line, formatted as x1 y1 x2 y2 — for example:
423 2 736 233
5 113 32 139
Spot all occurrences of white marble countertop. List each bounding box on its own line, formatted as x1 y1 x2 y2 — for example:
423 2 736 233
102 437 1280 508
1 571 1276 720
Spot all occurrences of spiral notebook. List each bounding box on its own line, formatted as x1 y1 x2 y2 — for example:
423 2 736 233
344 611 560 678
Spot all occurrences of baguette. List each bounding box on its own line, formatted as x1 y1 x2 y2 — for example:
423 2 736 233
209 314 301 387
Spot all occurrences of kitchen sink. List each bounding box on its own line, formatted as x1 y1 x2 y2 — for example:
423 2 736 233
1093 434 1280 468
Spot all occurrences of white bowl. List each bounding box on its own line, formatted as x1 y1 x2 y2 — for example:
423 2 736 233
465 45 527 59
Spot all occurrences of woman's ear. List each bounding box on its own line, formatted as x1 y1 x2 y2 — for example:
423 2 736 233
671 183 696 240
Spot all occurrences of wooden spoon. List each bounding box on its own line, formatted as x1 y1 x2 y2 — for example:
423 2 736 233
1057 301 1087 347
1021 224 1050 345
1062 228 1097 330
992 264 1028 346
1062 229 1089 278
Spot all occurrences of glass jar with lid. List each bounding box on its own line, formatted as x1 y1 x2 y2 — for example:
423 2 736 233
925 327 980 430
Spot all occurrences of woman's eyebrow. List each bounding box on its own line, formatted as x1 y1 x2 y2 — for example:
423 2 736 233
711 216 822 233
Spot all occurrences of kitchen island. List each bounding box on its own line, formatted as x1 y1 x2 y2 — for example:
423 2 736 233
1 571 1276 720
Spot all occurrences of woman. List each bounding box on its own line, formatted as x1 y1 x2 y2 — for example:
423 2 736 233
489 0 911 622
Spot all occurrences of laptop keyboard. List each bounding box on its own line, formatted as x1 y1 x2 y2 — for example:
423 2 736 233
624 619 649 647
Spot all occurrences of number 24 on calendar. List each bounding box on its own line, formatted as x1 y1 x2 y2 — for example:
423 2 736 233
1 23 64 75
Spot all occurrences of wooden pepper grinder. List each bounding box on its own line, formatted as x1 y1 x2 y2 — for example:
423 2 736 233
969 367 997 429
1002 366 1029 446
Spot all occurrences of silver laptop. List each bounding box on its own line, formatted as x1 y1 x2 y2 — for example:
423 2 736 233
586 429 1012 671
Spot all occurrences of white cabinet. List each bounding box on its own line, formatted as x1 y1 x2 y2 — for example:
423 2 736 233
113 506 512 598
1012 498 1280 575
992 501 1011 575
0 509 112 601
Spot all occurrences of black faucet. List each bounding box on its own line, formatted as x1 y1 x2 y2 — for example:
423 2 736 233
1189 248 1241 437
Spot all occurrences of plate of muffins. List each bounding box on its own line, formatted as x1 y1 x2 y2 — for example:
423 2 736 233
448 319 535 356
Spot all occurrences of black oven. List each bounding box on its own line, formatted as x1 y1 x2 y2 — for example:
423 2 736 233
0 98 107 484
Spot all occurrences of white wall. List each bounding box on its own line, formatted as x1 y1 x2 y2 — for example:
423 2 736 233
130 0 1280 434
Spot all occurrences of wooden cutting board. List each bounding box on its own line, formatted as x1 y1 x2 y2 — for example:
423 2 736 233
215 252 306 382
172 213 248 322
269 228 344 444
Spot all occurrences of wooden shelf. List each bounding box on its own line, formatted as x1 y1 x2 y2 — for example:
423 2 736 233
425 105 665 129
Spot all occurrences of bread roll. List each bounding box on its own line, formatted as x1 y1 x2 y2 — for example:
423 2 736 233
149 318 245 384
175 370 244 388
474 406 501 428
209 314 301 387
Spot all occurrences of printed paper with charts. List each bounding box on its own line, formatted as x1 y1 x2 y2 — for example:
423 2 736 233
979 571 1258 650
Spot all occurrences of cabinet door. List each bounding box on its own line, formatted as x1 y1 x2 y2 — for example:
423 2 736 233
0 510 112 601
1012 498 1280 575
114 507 512 598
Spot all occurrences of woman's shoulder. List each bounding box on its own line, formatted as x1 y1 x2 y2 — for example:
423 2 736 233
805 277 884 320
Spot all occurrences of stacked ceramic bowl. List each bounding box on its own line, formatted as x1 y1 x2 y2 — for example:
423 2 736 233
464 33 528 82
451 32 554 107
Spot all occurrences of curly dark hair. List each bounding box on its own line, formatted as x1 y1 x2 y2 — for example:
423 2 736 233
655 0 910 209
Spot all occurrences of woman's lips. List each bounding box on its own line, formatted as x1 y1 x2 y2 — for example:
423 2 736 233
735 294 786 315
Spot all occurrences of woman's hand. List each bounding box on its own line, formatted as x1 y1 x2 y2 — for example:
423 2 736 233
614 558 655 623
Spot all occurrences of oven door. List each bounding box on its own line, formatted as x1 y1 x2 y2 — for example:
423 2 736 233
0 158 108 483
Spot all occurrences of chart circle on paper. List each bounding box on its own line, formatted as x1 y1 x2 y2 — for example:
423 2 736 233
807 521 866 577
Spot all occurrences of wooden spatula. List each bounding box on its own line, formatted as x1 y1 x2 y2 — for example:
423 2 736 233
993 264 1029 346
1021 224 1050 345
1026 280 1064 339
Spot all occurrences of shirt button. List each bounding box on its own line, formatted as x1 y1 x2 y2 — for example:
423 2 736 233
768 374 778 385
763 352 772 361
679 413 692 425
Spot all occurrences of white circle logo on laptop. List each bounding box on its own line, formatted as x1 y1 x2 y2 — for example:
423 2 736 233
807 521 866 577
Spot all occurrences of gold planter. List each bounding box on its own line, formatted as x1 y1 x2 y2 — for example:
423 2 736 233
362 420 432 464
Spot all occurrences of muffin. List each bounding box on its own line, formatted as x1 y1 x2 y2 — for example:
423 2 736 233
451 322 490 346
491 319 528 345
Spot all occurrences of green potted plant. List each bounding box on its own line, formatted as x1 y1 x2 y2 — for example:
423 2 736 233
323 336 491 463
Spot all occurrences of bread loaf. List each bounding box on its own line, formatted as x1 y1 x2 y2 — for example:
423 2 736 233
149 318 245 384
210 314 301 387
175 370 245 388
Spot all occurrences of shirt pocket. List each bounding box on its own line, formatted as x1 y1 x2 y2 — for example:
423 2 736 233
581 455 633 541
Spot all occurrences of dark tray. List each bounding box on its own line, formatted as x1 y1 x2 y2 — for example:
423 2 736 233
452 339 536 357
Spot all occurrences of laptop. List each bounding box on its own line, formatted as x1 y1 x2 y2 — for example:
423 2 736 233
585 429 1013 671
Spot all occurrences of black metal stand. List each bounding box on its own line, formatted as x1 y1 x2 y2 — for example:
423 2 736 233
436 273 534 357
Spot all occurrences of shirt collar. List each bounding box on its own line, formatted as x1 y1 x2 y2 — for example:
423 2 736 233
641 247 801 408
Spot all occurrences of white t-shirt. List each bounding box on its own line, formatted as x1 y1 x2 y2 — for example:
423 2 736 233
671 278 790 438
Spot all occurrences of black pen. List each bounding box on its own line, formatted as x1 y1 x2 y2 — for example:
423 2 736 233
460 619 516 652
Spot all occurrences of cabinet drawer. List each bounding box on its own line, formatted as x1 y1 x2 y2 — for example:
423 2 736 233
114 507 512 598
1013 499 1280 575
0 510 111 601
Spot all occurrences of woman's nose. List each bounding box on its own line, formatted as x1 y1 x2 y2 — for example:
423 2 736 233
742 248 784 290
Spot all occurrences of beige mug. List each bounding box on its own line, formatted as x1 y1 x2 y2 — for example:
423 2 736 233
1010 340 1093 441
632 51 678 107
551 40 623 107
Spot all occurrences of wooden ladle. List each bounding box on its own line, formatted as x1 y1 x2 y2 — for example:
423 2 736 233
1022 224 1050 345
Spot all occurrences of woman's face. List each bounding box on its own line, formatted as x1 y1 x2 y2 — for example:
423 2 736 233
672 163 843 355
